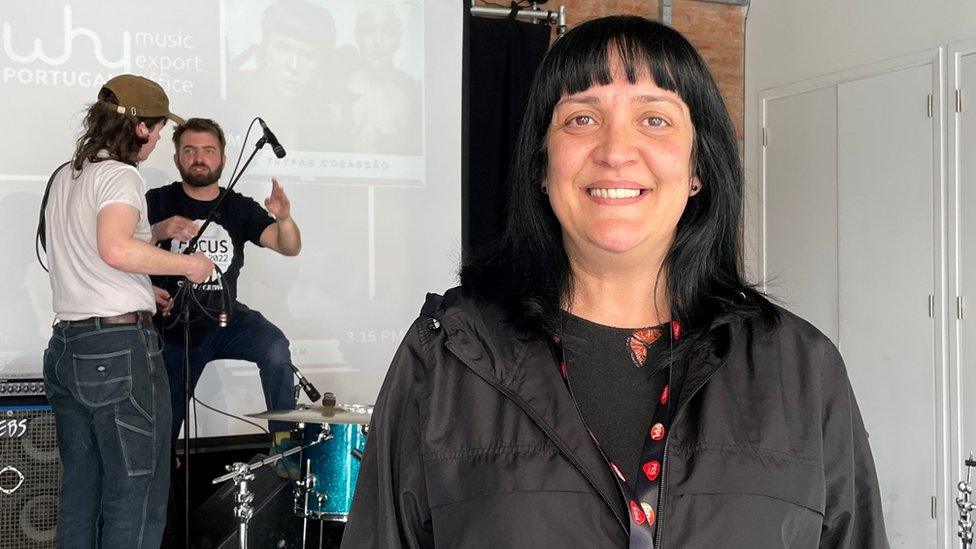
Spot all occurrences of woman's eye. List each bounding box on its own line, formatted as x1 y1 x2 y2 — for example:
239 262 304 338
644 116 669 127
568 115 595 126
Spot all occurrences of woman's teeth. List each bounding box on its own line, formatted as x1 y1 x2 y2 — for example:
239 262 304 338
587 188 641 199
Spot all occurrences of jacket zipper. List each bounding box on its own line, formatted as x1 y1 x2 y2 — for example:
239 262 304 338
654 363 727 549
443 338 630 536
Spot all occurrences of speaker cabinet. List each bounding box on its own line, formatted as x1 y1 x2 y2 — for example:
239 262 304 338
0 403 59 548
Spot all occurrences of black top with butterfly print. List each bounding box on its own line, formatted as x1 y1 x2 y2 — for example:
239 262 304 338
560 312 672 490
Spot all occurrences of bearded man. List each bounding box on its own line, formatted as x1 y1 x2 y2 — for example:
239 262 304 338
146 117 302 479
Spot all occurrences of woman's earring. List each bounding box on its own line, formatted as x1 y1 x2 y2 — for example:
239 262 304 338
541 185 549 195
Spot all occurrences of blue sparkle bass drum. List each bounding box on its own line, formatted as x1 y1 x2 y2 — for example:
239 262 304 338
294 404 371 521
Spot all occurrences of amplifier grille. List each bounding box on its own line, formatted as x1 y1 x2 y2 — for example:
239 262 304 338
0 406 59 548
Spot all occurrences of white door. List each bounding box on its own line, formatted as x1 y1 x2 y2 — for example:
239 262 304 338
953 44 976 496
837 63 941 548
763 86 839 341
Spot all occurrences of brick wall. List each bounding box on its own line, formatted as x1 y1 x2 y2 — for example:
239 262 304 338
671 2 746 143
481 0 747 142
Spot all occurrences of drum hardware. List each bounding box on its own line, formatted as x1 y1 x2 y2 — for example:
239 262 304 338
211 429 331 549
300 455 312 549
960 453 975 549
292 421 369 523
246 399 372 547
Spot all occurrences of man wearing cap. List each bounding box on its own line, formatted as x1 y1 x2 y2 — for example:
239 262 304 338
40 74 213 548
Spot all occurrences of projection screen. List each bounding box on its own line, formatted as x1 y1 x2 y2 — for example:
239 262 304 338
0 0 462 437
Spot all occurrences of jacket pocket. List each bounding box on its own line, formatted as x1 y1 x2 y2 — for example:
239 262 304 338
72 349 133 408
423 444 593 507
423 444 624 548
663 443 825 548
669 442 825 513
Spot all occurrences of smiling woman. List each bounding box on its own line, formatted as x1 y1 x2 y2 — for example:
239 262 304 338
342 15 890 549
545 64 700 282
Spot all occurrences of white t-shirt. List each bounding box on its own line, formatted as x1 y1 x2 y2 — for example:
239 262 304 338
45 155 155 321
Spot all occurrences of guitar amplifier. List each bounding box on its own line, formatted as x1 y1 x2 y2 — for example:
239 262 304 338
0 378 59 548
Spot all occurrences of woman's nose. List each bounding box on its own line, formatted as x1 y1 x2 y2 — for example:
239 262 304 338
594 121 638 168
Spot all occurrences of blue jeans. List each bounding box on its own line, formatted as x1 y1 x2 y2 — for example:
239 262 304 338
162 303 296 440
43 317 171 549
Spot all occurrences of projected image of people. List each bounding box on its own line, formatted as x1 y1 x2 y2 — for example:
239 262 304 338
346 3 422 155
225 0 423 159
228 0 352 151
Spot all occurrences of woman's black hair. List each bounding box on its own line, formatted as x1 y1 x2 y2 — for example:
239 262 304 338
460 15 777 360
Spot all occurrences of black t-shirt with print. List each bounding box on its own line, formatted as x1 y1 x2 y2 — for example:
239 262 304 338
147 182 274 339
560 312 671 490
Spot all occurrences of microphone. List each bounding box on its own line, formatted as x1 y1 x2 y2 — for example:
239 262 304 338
291 364 321 403
258 118 287 158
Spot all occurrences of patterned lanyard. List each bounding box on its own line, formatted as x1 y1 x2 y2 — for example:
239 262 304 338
556 320 682 547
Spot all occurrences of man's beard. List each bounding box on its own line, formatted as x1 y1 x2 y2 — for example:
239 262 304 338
180 162 224 188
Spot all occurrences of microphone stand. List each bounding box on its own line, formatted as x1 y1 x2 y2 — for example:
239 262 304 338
172 134 271 549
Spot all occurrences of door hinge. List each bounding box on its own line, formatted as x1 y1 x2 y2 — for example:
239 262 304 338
927 94 934 118
957 89 963 113
762 127 768 146
932 495 938 519
929 295 935 317
959 296 965 320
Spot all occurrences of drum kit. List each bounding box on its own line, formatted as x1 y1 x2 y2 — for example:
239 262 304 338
211 398 373 549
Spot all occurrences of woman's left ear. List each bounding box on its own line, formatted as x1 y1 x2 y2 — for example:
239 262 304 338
135 121 150 139
689 177 702 196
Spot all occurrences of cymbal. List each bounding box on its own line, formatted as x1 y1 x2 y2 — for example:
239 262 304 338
246 404 372 425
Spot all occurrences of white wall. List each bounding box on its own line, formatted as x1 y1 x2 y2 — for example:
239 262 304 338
743 2 976 544
743 0 976 280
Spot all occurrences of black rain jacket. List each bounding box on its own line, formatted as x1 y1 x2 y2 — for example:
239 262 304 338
341 288 889 548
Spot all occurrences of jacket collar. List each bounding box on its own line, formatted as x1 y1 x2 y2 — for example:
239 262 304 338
424 289 629 532
674 321 738 413
424 289 741 418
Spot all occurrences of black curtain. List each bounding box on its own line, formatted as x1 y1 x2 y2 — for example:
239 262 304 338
464 7 551 255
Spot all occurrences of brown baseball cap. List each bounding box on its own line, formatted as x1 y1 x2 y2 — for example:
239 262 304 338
100 74 185 125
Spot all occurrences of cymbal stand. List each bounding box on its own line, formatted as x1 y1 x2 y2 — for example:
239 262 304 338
959 453 975 549
212 428 331 549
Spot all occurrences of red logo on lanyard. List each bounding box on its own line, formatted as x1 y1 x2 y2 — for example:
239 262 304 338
641 502 656 525
660 385 670 405
629 500 647 525
671 320 682 341
642 460 661 481
649 423 666 441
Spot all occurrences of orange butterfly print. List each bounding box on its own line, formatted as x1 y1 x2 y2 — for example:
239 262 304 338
628 327 662 367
